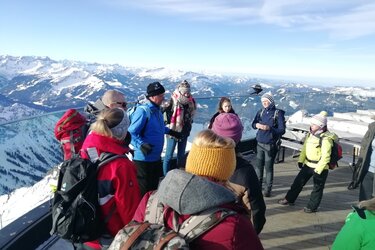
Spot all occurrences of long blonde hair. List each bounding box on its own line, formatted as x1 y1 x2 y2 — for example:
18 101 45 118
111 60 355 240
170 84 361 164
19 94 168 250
90 108 126 140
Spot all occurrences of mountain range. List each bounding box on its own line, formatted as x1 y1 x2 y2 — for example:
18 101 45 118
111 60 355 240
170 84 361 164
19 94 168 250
0 54 375 196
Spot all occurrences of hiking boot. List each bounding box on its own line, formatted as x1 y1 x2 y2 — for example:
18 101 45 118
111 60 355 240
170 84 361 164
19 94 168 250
263 191 271 197
278 198 294 206
303 207 317 213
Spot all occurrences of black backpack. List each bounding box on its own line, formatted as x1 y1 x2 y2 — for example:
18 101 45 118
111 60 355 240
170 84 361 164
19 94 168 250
50 152 126 243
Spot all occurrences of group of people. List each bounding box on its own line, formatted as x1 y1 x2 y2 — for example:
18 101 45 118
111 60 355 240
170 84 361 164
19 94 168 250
70 79 375 249
76 81 268 249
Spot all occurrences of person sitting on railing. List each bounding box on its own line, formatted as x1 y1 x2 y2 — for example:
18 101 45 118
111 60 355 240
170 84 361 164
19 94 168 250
331 197 375 250
211 112 266 234
348 121 375 201
162 80 196 175
208 97 237 129
252 92 286 198
79 108 141 249
278 111 337 213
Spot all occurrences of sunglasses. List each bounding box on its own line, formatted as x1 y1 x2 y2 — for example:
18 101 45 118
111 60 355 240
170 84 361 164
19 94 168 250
112 102 127 108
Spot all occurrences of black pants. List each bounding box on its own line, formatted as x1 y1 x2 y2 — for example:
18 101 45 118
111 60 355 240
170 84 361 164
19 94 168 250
133 159 163 197
285 165 328 210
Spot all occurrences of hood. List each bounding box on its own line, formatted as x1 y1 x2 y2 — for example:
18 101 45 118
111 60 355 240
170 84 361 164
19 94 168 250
157 169 236 215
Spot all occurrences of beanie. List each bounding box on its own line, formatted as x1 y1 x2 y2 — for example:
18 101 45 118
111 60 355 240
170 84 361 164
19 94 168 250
186 144 236 181
212 113 243 144
261 93 274 105
146 81 165 97
310 111 328 128
178 80 191 95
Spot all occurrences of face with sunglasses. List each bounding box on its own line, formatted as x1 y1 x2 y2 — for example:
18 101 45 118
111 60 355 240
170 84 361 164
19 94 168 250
109 99 127 109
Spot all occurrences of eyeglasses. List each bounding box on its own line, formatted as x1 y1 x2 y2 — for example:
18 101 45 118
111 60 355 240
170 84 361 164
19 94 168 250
112 102 127 108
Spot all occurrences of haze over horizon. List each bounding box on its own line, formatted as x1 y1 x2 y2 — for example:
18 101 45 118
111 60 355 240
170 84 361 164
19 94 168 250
1 1 375 86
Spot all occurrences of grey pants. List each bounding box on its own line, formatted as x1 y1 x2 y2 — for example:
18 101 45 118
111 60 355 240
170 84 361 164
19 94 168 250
255 142 278 192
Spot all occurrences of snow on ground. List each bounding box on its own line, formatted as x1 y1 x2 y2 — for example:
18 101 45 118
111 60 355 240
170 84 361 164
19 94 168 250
0 173 54 229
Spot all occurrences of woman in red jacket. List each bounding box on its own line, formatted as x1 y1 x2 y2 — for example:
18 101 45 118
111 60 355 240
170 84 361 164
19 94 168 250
80 108 141 250
132 129 263 250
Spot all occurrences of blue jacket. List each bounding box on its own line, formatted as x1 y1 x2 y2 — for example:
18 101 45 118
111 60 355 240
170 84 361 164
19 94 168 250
252 105 286 144
128 101 170 161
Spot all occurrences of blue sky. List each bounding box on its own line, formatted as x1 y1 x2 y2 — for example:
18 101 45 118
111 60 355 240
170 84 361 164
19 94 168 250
1 0 375 86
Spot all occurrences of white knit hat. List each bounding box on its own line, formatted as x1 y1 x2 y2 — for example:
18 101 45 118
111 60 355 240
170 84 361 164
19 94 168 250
261 93 274 104
310 111 328 128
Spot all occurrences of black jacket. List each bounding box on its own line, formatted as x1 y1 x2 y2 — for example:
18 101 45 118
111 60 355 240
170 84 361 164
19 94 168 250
229 155 266 234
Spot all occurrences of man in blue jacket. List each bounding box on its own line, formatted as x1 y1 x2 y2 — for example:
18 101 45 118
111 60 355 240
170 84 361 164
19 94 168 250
128 82 181 196
252 93 285 197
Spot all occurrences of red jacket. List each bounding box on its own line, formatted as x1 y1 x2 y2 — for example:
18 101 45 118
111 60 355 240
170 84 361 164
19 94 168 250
81 132 141 249
133 192 264 250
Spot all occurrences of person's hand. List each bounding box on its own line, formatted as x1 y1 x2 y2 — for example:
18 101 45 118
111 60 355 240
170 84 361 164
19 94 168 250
256 123 269 130
168 130 183 140
140 143 153 155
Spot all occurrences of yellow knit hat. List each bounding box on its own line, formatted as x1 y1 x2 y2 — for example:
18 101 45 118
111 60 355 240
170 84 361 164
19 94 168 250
186 143 236 181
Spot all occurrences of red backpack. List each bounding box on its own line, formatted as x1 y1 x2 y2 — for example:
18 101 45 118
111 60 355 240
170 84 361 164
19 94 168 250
54 109 88 160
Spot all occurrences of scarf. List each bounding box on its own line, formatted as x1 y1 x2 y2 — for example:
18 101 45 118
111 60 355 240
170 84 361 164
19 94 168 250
169 89 196 132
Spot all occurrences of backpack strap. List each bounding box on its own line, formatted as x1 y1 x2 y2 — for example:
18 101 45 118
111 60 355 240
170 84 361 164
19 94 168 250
259 108 279 127
273 109 279 127
144 191 164 224
69 130 76 157
178 207 237 242
120 222 151 250
98 152 128 167
154 231 179 250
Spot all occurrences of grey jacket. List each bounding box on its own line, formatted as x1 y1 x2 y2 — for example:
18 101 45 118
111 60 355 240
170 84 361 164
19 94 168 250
157 169 236 214
349 122 375 192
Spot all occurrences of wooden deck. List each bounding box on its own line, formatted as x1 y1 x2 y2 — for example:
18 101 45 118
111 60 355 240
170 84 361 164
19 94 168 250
255 154 359 250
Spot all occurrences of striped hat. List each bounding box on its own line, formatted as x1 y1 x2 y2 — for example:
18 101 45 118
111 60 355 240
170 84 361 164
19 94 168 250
310 111 328 128
261 93 274 104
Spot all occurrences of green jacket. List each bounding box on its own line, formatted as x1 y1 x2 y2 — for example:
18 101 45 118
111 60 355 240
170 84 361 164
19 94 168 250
332 209 375 250
298 131 338 175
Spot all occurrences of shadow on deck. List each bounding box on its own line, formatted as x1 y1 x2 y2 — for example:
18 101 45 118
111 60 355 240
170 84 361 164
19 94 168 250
256 153 359 250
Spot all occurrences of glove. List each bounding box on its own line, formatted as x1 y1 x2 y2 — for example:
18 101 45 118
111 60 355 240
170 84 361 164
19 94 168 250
140 143 153 155
168 130 183 140
298 162 303 169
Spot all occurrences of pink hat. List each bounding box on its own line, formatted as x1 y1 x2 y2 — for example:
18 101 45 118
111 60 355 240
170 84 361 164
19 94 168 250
212 113 243 144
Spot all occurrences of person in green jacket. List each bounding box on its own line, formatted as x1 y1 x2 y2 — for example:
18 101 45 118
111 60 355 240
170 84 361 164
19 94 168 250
278 111 338 213
332 197 375 250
